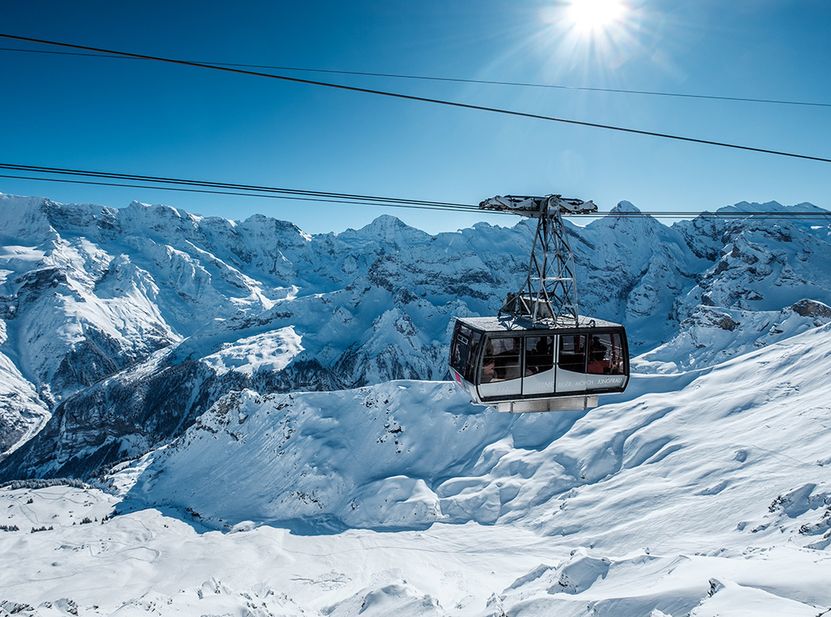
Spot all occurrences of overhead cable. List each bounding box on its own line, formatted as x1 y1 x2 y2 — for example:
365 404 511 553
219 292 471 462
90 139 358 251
1 33 829 164
2 44 828 110
0 173 483 214
2 164 829 220
0 163 472 209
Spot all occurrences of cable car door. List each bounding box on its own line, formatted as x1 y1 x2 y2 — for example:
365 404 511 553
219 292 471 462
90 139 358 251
522 335 556 396
555 334 588 394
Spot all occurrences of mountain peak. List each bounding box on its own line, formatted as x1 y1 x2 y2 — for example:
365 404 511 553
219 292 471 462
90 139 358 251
365 214 408 229
611 200 641 214
351 215 429 241
126 200 196 220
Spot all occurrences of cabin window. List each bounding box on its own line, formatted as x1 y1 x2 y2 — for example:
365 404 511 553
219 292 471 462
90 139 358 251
558 335 587 374
524 336 554 376
450 324 482 382
481 337 522 383
587 332 625 375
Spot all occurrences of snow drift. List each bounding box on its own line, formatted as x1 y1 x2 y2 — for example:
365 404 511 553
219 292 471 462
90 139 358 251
119 323 831 548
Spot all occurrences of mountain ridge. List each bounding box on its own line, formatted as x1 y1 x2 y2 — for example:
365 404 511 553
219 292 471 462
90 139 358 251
1 192 829 478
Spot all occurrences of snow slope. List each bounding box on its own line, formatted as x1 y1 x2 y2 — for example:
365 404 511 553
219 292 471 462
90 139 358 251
117 324 831 544
3 488 827 617
1 191 830 616
1 324 829 616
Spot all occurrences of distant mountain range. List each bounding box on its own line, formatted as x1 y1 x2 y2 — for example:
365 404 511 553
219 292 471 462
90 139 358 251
1 193 829 482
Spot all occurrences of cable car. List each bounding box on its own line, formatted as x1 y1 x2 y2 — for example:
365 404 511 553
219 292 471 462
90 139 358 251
449 316 629 412
448 194 630 412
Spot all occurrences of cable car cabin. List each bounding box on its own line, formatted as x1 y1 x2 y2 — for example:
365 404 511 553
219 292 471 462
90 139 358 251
449 316 630 412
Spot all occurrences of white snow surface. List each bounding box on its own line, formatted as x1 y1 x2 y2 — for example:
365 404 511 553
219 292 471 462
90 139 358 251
120 324 831 543
1 192 831 615
1 325 828 616
200 326 303 376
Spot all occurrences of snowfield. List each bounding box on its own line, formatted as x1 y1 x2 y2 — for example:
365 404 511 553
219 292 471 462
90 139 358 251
1 193 830 616
118 323 831 541
2 487 829 617
2 325 830 616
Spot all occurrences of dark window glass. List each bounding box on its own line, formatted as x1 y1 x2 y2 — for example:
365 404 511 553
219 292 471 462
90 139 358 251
587 333 612 375
524 336 554 376
450 323 468 372
466 332 482 382
587 332 626 375
558 335 586 374
609 333 625 375
450 324 481 382
481 337 522 383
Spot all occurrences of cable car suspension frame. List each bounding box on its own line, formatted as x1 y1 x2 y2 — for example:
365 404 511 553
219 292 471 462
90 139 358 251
479 194 598 326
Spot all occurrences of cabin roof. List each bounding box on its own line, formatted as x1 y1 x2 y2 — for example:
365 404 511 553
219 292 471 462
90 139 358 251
456 315 623 332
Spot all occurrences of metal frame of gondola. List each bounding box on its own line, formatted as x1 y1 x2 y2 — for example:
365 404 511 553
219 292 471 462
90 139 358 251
479 194 597 326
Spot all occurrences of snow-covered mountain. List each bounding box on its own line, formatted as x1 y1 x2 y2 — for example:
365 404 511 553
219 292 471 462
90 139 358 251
1 194 829 476
1 192 830 616
109 322 831 538
1 323 829 615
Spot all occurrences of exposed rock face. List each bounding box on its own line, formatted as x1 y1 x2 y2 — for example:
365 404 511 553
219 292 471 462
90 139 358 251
0 193 829 478
792 298 831 319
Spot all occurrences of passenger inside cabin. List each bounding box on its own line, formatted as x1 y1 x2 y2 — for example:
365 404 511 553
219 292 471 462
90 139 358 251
526 337 551 375
588 336 611 374
481 357 496 382
481 338 521 382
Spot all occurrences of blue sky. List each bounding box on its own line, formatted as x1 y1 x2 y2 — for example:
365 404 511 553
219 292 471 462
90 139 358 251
1 0 829 233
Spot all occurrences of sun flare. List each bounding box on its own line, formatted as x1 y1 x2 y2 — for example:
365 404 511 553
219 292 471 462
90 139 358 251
567 0 626 32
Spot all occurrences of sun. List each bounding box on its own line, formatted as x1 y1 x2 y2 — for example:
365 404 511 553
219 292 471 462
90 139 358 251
567 0 627 32
534 0 639 74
